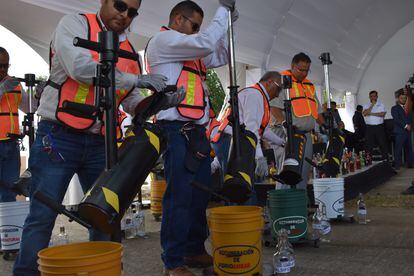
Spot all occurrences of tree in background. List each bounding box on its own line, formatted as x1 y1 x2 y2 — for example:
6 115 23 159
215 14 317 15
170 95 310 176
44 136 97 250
206 69 226 115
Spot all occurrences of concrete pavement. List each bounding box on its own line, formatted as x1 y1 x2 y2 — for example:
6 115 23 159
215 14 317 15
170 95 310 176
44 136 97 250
2 168 414 275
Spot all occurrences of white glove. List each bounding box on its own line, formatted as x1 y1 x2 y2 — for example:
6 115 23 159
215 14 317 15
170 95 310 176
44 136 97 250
0 77 20 96
152 86 186 113
273 135 286 147
255 156 268 177
219 0 239 22
136 74 168 92
35 80 47 99
211 156 221 174
219 0 236 11
231 8 239 22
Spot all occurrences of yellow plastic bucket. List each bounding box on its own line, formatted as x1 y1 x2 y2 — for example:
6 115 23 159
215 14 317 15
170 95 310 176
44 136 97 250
208 206 263 276
150 179 167 220
37 241 122 276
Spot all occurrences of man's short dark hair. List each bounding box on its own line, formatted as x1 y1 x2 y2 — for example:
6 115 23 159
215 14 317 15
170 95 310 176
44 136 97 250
292 52 311 65
369 90 378 96
169 1 204 24
0 47 9 60
395 88 405 98
259 71 281 82
330 101 337 106
356 105 363 112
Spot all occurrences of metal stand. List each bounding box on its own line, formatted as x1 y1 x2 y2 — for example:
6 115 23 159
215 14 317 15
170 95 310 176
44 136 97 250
215 9 258 204
319 53 354 223
319 53 334 157
227 9 242 158
7 74 42 197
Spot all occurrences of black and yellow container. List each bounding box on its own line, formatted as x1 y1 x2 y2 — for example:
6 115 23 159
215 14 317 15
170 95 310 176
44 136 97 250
78 123 166 234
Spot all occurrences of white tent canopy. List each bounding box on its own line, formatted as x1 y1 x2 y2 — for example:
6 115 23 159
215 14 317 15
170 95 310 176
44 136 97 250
1 0 414 102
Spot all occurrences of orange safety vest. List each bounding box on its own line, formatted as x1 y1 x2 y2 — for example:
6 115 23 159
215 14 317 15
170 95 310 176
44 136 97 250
55 13 141 138
210 83 270 143
0 83 22 140
156 26 207 120
282 70 318 119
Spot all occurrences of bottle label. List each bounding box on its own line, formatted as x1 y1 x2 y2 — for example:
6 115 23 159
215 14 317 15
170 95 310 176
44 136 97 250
287 259 295 268
312 223 322 230
275 266 291 273
321 224 331 235
358 209 367 215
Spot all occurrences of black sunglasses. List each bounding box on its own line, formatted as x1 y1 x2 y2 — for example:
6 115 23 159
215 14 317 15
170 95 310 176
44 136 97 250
113 0 139 18
182 15 200 32
0 63 10 69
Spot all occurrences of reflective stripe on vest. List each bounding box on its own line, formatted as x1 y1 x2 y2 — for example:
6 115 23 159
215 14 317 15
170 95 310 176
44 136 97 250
55 13 141 137
211 83 270 143
282 70 318 119
161 26 207 120
0 84 22 140
251 83 270 136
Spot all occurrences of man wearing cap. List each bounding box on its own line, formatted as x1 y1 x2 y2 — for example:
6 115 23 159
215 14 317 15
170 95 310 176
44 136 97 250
145 0 238 274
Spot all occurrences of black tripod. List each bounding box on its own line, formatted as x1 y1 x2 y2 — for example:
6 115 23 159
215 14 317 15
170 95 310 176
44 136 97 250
10 74 41 197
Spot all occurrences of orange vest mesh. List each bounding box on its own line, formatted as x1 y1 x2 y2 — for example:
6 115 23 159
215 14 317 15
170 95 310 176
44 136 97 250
282 70 318 119
0 83 22 140
211 83 270 143
156 26 207 120
55 13 141 138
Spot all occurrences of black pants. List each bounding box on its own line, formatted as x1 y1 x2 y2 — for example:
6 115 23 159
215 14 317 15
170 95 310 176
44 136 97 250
365 124 388 159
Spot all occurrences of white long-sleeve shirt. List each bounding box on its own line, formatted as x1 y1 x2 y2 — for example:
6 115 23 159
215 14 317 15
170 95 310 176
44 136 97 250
146 6 230 125
209 83 285 158
238 83 285 158
37 13 142 133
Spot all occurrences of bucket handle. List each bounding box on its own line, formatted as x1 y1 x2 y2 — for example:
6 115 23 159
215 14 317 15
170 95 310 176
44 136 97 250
314 184 333 199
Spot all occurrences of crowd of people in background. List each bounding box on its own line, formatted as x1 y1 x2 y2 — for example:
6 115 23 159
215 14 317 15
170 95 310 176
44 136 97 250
309 87 414 194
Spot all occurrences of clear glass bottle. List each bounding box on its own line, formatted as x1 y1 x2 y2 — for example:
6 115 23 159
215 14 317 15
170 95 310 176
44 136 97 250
355 153 361 170
134 203 147 238
273 229 295 275
124 206 136 239
357 193 367 224
312 154 318 179
311 205 323 241
52 225 69 246
359 151 365 168
320 204 331 243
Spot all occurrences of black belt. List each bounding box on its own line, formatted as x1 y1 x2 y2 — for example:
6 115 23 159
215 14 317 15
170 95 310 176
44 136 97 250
0 138 18 143
40 120 102 137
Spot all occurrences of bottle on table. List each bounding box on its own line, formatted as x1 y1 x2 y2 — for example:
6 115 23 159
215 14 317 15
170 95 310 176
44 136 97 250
357 193 367 225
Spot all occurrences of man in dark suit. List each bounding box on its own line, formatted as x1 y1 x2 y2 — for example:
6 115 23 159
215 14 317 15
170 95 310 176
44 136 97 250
353 105 366 152
391 90 414 169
